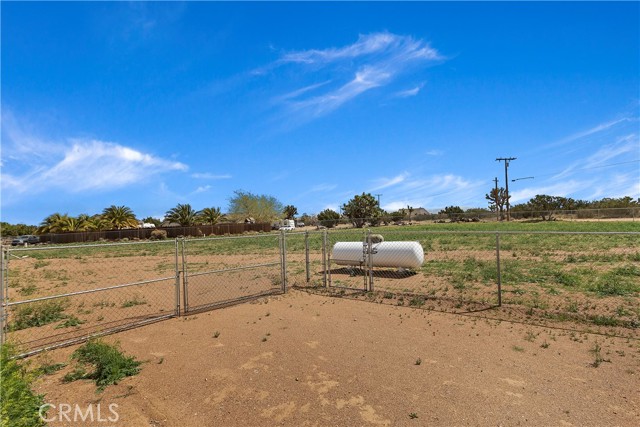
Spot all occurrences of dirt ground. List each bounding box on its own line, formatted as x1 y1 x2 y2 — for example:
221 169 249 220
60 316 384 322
33 290 638 427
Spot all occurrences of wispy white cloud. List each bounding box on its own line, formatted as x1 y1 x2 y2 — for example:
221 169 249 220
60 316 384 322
2 123 188 196
374 172 485 211
275 80 333 102
425 149 443 156
191 172 232 180
263 32 443 122
191 185 211 195
584 134 638 167
545 116 636 149
393 83 424 98
278 32 440 65
290 66 392 117
310 183 337 192
369 172 410 191
509 180 590 204
4 139 187 194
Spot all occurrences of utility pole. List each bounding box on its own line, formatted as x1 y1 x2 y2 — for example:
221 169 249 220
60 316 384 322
493 177 499 221
496 157 516 221
375 194 382 207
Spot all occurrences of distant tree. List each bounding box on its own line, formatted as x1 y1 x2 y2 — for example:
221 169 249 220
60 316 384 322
406 205 414 221
37 213 69 234
299 213 317 226
57 216 83 232
342 193 382 228
527 195 566 221
465 207 490 218
165 203 198 226
85 215 111 231
317 209 340 228
141 217 162 228
197 207 226 225
389 211 406 222
227 190 283 223
485 187 509 220
439 206 464 221
102 205 138 229
0 222 37 237
283 205 298 220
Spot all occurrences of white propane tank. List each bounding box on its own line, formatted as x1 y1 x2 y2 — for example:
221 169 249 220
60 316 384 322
331 241 424 269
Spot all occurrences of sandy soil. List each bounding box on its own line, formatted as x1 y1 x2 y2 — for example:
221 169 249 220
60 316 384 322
33 290 639 427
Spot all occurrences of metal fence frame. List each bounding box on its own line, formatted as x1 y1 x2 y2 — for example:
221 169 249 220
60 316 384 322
2 229 638 356
0 233 287 356
1 239 182 356
306 229 640 308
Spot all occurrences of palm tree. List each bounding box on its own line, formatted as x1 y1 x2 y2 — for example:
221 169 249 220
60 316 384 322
58 216 83 232
37 213 69 234
197 207 226 225
85 215 111 231
102 205 138 229
76 213 92 231
165 203 198 226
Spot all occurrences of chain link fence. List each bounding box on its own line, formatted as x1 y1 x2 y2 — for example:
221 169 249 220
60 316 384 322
181 234 284 313
1 233 287 356
2 229 638 356
1 240 180 356
296 229 639 327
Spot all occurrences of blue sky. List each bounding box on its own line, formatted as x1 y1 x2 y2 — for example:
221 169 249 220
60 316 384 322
2 1 639 225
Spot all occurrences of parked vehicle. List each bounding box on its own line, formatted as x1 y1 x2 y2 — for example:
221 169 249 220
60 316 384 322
273 219 295 231
11 235 40 246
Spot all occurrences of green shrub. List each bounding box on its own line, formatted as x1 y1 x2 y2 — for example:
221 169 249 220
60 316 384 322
149 229 167 240
66 340 141 390
0 344 47 427
10 300 68 331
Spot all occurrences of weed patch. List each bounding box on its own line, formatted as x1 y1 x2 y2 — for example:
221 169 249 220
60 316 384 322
10 300 68 331
64 340 142 390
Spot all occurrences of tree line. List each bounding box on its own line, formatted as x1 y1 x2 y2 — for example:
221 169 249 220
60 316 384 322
2 189 638 237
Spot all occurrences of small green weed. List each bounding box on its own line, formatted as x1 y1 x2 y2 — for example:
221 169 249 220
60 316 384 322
0 344 47 427
10 300 68 331
409 296 425 307
37 361 67 375
589 341 610 367
415 358 422 366
34 260 51 269
55 316 85 329
121 297 147 308
65 340 142 390
18 284 38 296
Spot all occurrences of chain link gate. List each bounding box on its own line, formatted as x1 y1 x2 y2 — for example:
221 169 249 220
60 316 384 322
180 233 286 314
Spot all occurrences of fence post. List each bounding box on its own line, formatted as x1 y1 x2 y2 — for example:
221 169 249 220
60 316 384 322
280 230 287 293
181 238 189 314
322 230 328 288
174 238 181 316
0 248 6 345
495 233 502 307
305 231 310 283
367 229 374 292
